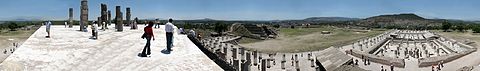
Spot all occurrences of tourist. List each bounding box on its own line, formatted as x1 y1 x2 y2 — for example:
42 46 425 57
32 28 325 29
355 59 358 65
64 22 67 28
179 28 184 34
165 18 175 51
155 19 160 28
189 28 196 38
91 21 99 39
437 63 441 70
390 64 394 71
140 21 155 57
102 22 106 30
381 66 384 71
45 21 52 38
367 58 370 65
440 60 444 68
131 21 138 29
432 65 435 71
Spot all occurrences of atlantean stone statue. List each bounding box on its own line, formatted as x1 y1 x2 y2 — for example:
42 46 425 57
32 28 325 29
80 0 88 31
126 7 131 26
100 3 107 30
108 10 111 26
68 8 73 28
115 6 123 31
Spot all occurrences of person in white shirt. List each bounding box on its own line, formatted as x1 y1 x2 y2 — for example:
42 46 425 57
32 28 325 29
179 28 184 34
91 21 99 39
189 28 196 38
64 22 67 28
102 22 106 30
165 18 175 51
45 21 52 38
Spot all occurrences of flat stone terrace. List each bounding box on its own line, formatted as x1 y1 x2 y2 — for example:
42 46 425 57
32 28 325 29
0 25 222 71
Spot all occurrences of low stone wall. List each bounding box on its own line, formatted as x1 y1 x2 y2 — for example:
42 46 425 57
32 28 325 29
189 36 235 70
366 38 390 54
418 48 476 67
418 34 478 67
348 50 405 67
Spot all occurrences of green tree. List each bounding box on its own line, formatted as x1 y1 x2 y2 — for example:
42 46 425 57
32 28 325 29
442 21 452 32
457 23 466 32
213 22 228 33
473 25 480 33
7 22 19 31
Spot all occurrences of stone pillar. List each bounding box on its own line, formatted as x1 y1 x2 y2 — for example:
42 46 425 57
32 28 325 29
68 8 73 28
253 51 258 65
233 48 237 59
240 47 246 63
246 52 251 63
261 59 266 71
108 10 111 26
234 59 240 71
100 3 107 29
115 6 123 31
80 0 88 31
126 7 131 26
241 53 251 71
281 54 286 69
224 47 228 57
267 59 271 68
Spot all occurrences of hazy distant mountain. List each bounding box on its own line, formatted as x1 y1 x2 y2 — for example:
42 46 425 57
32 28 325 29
197 18 216 21
0 16 43 21
303 17 360 22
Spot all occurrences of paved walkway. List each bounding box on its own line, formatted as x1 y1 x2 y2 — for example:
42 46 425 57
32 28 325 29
0 25 222 71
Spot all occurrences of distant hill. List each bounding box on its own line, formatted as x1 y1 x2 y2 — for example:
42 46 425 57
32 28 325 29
303 17 360 22
0 16 43 21
365 13 425 20
357 13 442 28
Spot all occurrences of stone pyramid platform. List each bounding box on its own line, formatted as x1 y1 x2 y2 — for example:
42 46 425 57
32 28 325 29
0 25 222 71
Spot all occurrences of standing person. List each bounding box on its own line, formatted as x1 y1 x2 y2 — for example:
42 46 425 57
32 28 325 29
390 64 394 71
92 21 99 39
165 18 175 51
189 28 196 37
91 21 97 39
381 66 384 71
45 21 52 38
102 22 106 30
179 28 184 34
155 19 160 28
140 22 155 57
64 22 68 28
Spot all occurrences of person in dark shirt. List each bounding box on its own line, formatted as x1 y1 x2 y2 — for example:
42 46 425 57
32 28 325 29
140 21 155 57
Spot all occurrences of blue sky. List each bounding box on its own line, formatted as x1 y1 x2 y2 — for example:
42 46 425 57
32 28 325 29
0 0 479 20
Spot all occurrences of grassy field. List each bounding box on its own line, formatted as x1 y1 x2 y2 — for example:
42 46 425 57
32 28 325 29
240 26 387 53
0 27 38 51
432 30 480 47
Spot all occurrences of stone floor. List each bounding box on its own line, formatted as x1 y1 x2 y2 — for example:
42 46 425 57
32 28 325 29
0 25 222 71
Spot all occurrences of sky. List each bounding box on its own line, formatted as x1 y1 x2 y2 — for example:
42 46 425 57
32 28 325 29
0 0 479 20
